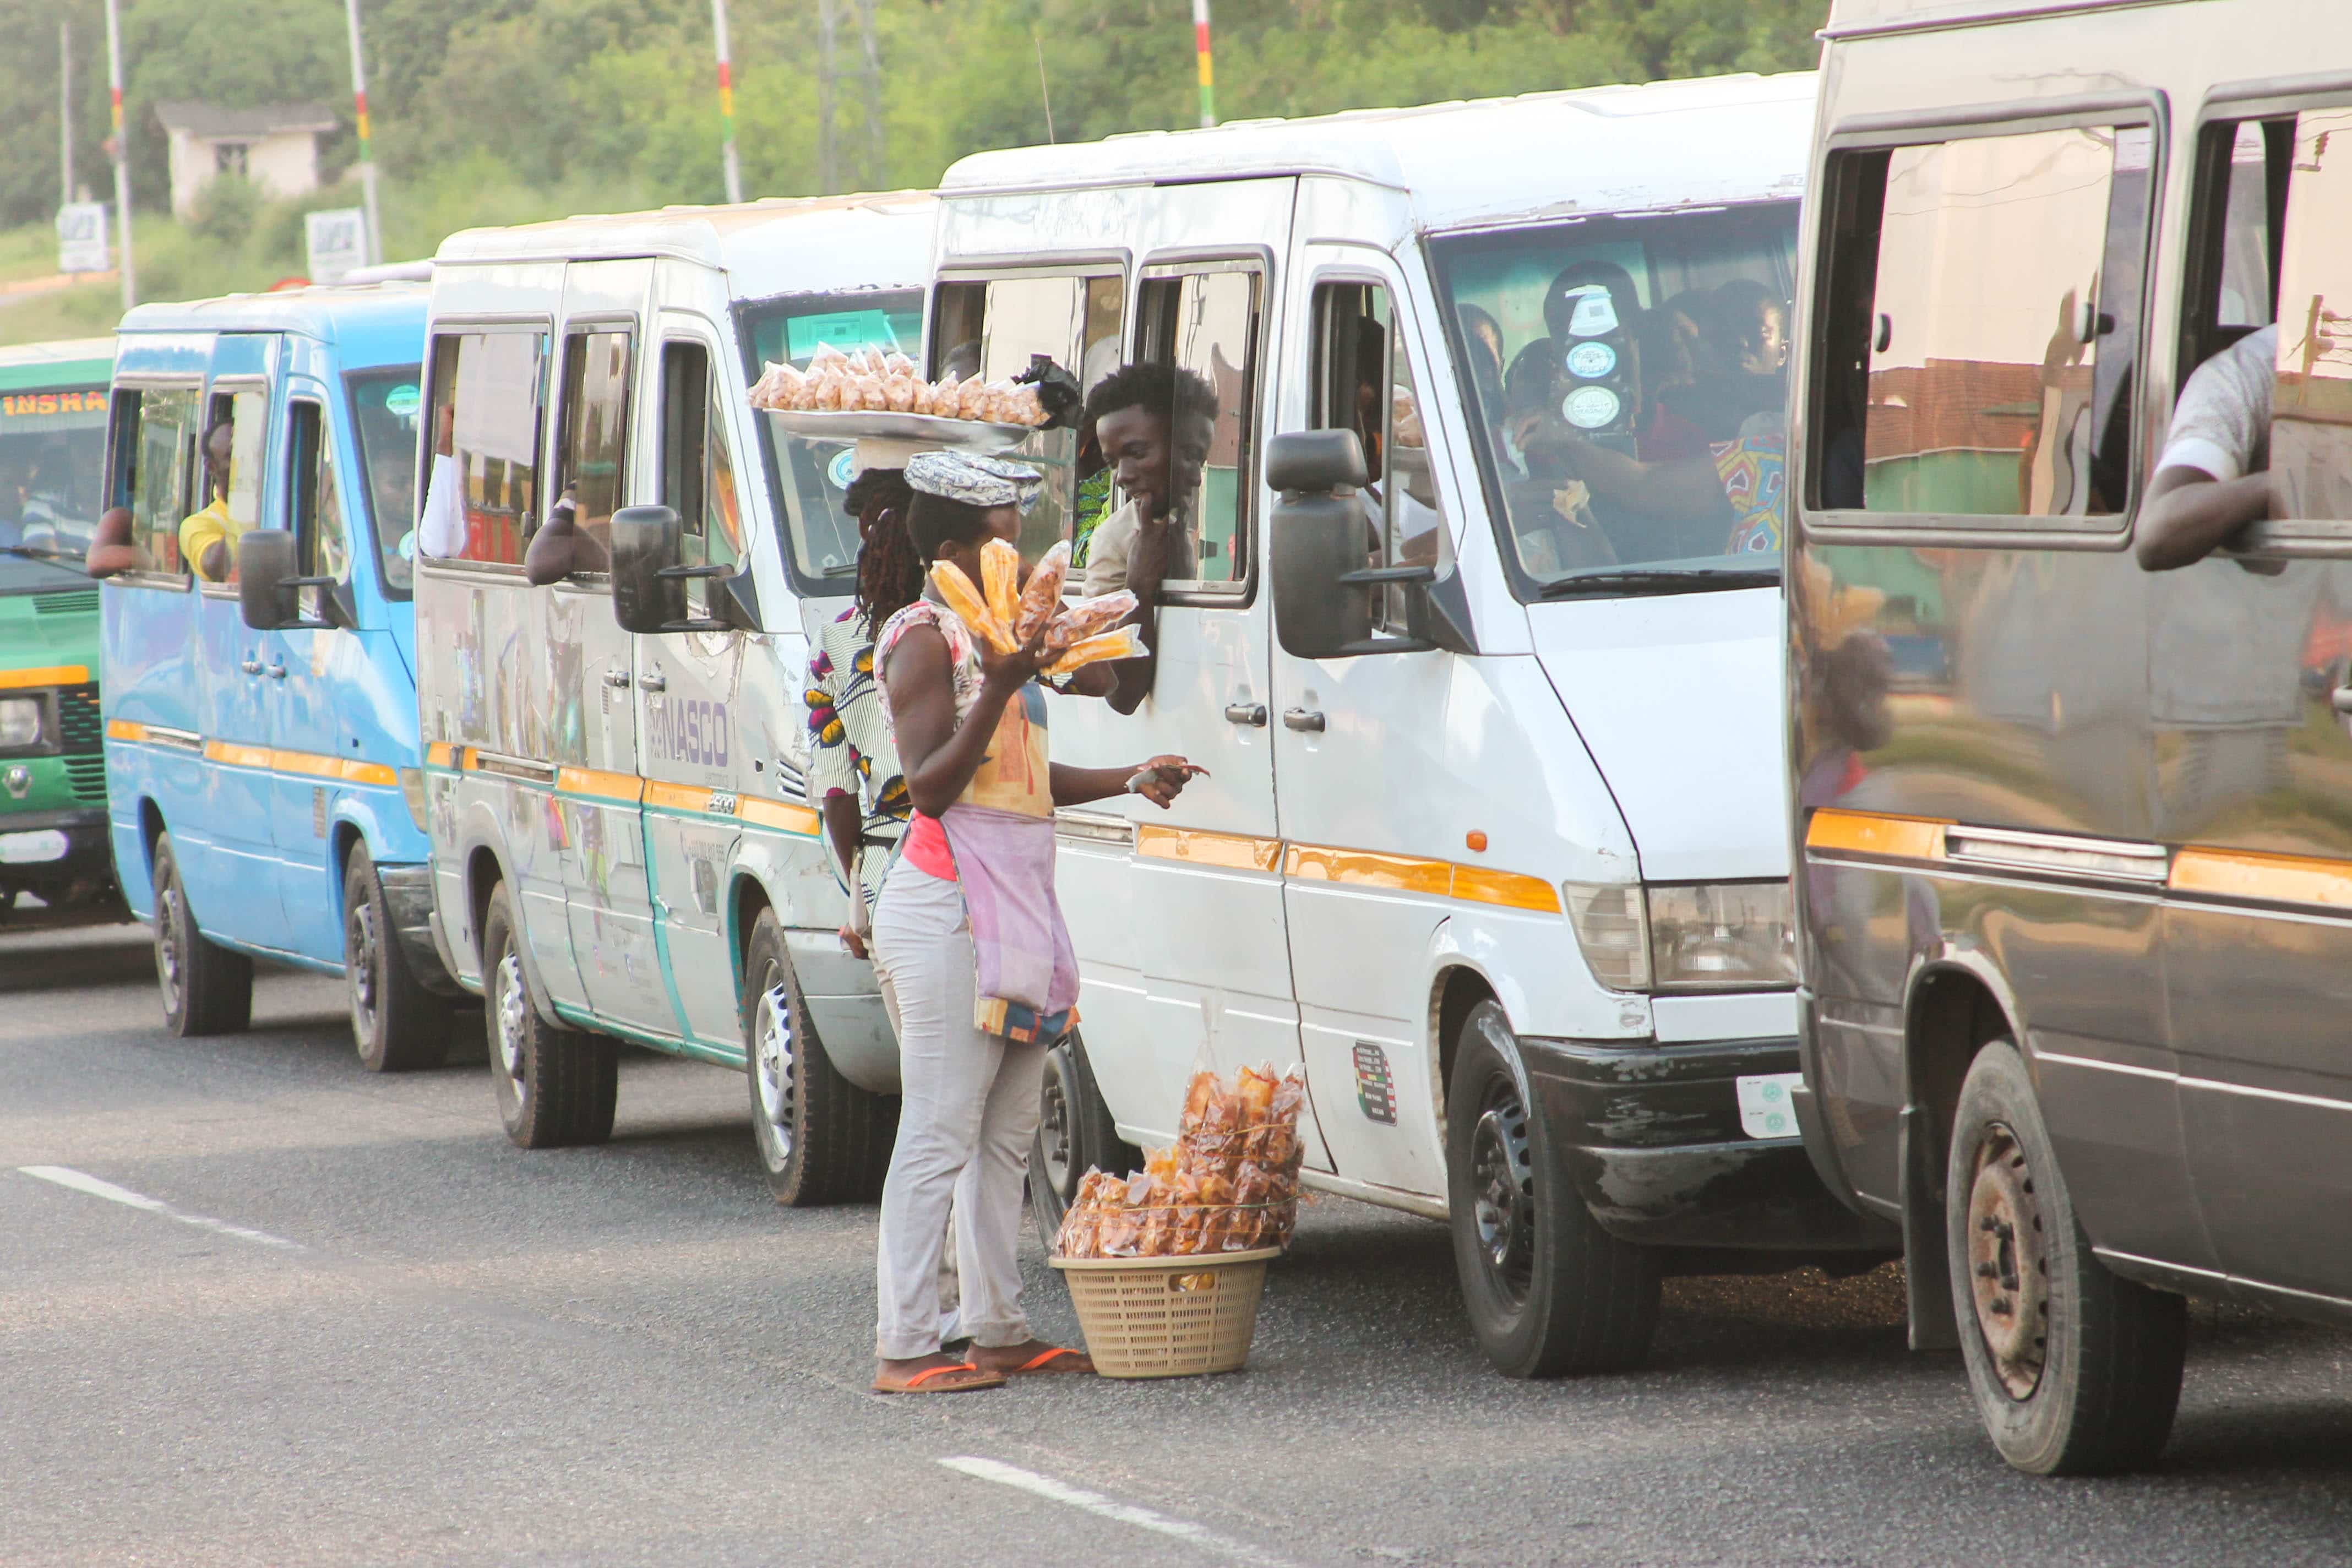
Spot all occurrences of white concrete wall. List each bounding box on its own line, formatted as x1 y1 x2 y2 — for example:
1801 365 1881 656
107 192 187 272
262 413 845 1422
165 127 322 218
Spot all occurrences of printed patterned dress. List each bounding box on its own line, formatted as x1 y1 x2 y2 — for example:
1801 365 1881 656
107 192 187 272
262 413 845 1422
804 605 910 908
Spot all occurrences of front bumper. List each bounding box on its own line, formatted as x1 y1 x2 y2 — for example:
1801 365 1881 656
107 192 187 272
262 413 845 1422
1521 1032 1897 1254
0 806 116 899
375 863 466 998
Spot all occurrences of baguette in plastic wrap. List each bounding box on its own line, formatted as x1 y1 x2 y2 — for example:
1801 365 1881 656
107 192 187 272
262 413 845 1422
979 538 1022 628
928 560 1017 653
1043 624 1145 677
1012 540 1071 643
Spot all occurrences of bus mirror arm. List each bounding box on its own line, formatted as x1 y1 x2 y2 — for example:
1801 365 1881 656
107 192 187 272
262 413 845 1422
612 505 763 636
237 529 345 631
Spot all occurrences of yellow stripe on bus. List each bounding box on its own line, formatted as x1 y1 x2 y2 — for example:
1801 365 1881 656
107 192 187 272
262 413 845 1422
1805 808 1949 862
0 664 88 689
1136 824 1282 873
2169 846 2352 910
556 765 645 804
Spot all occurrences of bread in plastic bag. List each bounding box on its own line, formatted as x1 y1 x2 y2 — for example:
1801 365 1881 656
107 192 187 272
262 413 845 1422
1043 624 1145 677
1012 540 1071 643
979 538 1022 628
928 560 1016 653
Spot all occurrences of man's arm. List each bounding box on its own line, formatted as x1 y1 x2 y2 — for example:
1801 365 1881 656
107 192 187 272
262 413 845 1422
2135 464 2271 571
1109 516 1173 716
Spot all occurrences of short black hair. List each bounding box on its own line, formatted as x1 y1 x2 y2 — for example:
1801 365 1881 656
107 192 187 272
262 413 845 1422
905 490 998 564
1082 361 1219 433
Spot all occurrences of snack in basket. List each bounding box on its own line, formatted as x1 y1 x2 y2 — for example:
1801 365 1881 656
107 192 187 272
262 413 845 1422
1052 1062 1310 1259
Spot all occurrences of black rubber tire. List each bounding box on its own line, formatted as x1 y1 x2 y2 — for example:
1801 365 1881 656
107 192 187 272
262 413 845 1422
482 881 616 1148
342 845 451 1072
1946 1038 2187 1475
1026 1027 1143 1242
150 831 253 1037
1447 999 1659 1377
742 908 896 1205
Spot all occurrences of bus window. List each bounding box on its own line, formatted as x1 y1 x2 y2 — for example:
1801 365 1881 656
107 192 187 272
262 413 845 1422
1813 124 2152 520
2268 107 2352 521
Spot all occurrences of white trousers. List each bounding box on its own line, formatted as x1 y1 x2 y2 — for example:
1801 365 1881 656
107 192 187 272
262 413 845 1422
871 861 1048 1360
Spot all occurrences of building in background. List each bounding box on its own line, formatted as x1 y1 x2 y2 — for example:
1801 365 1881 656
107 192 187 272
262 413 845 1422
154 102 339 218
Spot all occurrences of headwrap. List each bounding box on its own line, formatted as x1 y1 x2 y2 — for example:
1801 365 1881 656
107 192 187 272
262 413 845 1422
903 450 1043 514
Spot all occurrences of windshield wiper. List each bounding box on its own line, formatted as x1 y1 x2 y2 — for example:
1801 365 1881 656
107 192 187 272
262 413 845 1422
0 544 73 564
1537 566 1779 599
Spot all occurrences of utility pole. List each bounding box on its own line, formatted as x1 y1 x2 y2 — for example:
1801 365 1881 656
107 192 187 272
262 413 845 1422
854 0 883 189
59 23 74 206
817 0 838 194
342 0 383 264
1193 0 1216 128
710 0 743 204
102 0 133 307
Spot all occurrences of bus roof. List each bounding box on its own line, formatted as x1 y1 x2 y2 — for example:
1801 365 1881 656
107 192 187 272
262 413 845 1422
115 282 426 371
0 337 113 395
431 190 937 306
938 71 1814 234
1822 0 2166 37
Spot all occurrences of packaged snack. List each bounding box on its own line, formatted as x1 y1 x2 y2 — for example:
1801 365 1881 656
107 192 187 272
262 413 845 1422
929 560 1016 652
885 373 918 413
1043 624 1146 678
1049 590 1136 649
1238 1064 1278 1126
808 342 850 371
980 537 1022 628
884 351 917 377
1012 540 1071 643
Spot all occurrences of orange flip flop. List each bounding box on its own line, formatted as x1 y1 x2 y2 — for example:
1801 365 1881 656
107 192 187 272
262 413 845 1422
1005 1346 1093 1376
873 1360 1006 1394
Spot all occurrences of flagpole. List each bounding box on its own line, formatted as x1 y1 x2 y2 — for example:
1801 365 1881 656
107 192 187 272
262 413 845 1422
342 0 383 264
1191 0 1216 128
710 0 743 205
102 0 134 307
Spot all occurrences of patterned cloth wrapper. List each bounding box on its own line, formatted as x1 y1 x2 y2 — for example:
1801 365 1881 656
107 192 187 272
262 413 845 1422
903 450 1043 514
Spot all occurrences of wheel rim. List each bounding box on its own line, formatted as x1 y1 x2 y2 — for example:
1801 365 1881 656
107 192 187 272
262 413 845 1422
494 951 530 1096
1038 1047 1076 1197
1470 1086 1536 1306
754 971 794 1162
156 878 185 1015
347 899 380 1042
1966 1121 2050 1401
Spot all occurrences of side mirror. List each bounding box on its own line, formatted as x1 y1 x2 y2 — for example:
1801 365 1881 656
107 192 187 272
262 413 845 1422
1267 428 1474 661
85 506 139 580
237 529 341 630
611 504 758 635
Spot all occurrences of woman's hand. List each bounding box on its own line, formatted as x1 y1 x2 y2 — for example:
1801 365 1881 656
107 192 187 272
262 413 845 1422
979 617 1052 695
1129 755 1201 809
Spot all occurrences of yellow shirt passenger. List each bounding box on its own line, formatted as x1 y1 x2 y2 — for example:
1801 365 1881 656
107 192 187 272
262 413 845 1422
178 494 241 583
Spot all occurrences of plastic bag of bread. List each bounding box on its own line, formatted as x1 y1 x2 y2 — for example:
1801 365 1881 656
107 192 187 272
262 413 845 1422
1049 590 1135 649
857 373 891 412
1012 540 1071 643
884 351 916 377
808 342 850 371
885 373 918 413
1043 624 1145 678
950 375 985 421
929 560 1017 652
979 537 1022 628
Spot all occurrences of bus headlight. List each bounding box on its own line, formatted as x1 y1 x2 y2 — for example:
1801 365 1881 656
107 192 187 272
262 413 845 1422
0 698 42 749
1564 879 1797 994
1647 881 1798 991
398 767 431 833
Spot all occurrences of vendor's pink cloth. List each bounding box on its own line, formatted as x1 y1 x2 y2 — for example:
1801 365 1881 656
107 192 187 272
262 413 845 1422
935 803 1079 1042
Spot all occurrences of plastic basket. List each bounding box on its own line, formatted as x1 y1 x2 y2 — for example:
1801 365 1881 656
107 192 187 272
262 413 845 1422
1050 1247 1280 1379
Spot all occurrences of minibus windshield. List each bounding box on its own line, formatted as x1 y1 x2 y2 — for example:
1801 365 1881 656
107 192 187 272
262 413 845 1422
736 288 925 587
0 384 108 569
348 369 423 597
1430 202 1798 598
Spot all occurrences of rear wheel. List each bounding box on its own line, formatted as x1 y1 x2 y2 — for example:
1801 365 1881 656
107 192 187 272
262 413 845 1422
150 831 252 1038
342 845 451 1072
742 909 895 1205
482 882 616 1148
1447 1000 1658 1377
1027 1028 1142 1243
1947 1038 2186 1474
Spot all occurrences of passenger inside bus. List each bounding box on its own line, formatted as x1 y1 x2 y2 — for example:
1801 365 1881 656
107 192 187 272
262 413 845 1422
179 418 242 584
1077 361 1218 713
2138 118 2291 572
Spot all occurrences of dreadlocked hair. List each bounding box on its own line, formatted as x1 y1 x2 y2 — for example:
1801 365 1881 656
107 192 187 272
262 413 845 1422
848 468 922 637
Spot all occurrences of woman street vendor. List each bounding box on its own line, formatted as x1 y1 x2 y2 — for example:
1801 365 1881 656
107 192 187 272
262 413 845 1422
867 450 1196 1393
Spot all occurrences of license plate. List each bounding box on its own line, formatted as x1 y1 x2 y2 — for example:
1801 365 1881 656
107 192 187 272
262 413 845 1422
0 829 68 864
1735 1071 1804 1140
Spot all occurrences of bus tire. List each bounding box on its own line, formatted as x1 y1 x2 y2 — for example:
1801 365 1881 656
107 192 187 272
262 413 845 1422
1447 1000 1659 1377
1027 1027 1142 1243
342 844 450 1072
743 910 895 1206
483 882 616 1148
151 831 253 1037
1946 1038 2186 1475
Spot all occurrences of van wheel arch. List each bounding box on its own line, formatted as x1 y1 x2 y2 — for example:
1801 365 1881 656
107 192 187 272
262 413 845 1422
138 797 166 873
465 845 505 971
728 870 774 1002
1434 965 1499 1135
1901 963 2018 1351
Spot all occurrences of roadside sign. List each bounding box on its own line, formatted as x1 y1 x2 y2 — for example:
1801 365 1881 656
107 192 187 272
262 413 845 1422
305 208 368 285
56 203 108 274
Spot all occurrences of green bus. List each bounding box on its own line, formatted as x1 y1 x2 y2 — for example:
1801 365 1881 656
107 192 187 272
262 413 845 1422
0 338 118 927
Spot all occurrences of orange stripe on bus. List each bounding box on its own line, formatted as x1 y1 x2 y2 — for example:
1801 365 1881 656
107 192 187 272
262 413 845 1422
1136 824 1282 873
2169 846 2352 909
0 664 88 689
1805 809 1948 862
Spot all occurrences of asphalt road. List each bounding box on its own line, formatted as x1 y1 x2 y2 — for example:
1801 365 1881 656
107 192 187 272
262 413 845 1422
6 923 2352 1568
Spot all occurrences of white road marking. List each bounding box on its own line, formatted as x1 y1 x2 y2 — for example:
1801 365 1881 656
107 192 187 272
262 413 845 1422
17 1166 303 1251
938 1455 1293 1566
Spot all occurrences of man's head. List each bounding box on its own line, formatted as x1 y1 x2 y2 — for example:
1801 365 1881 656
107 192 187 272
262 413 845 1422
201 418 235 504
371 452 416 529
1083 362 1218 524
1711 279 1790 376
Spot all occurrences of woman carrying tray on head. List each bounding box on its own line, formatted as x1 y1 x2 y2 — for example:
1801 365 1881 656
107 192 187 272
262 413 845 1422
868 450 1197 1394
